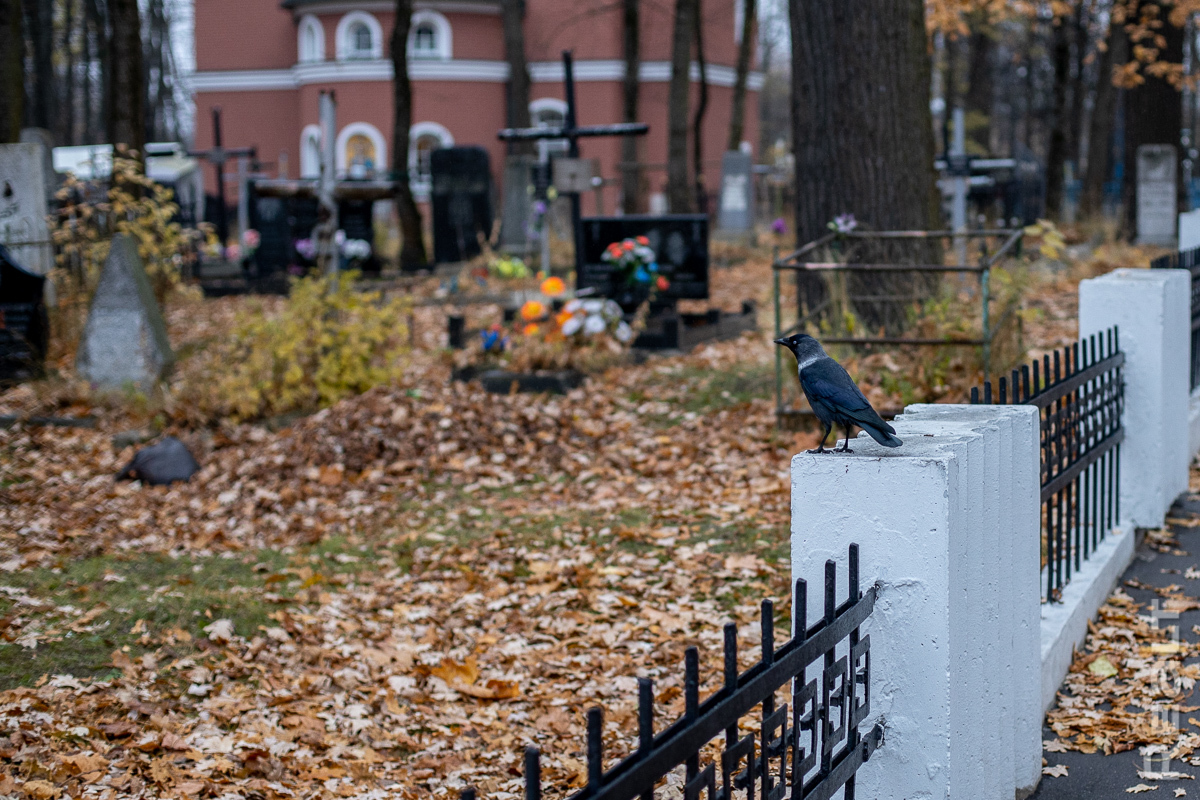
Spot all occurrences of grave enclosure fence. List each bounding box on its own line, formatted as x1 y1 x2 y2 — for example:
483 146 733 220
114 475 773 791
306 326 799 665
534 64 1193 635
456 544 882 800
971 327 1124 601
1150 247 1200 391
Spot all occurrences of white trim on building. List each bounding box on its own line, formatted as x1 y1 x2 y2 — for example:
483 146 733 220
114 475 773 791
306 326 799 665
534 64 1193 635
298 14 325 62
335 10 384 61
335 121 388 176
189 60 764 91
408 121 454 198
409 10 452 60
289 0 499 15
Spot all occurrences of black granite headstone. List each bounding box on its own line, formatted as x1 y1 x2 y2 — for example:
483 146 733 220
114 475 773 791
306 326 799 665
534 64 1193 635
0 243 47 381
248 185 319 275
431 147 493 264
338 197 379 272
579 215 709 300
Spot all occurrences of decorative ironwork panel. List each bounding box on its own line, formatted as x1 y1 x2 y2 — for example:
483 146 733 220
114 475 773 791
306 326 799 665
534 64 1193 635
456 544 882 800
971 327 1125 601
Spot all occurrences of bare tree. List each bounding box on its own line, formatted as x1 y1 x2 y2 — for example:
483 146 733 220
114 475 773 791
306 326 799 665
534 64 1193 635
22 0 53 130
1045 14 1072 215
392 0 428 271
0 0 21 142
84 0 107 144
1082 11 1123 218
620 0 641 213
666 0 697 212
727 0 755 151
501 0 532 156
692 0 708 211
107 0 145 153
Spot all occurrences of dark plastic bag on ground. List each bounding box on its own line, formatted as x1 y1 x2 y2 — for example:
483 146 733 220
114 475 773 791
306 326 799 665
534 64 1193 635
116 436 200 485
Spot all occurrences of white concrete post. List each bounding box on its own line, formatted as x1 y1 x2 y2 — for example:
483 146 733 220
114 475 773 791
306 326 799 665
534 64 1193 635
1079 268 1190 529
791 404 1040 800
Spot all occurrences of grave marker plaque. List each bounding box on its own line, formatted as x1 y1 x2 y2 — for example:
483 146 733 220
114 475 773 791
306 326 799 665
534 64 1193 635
717 151 753 232
248 186 319 275
0 142 53 276
1137 144 1178 246
431 147 493 264
579 215 708 300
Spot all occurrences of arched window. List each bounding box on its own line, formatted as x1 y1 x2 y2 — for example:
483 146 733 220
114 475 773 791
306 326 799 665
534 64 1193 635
408 121 455 197
335 122 388 178
297 15 324 63
300 125 322 178
407 11 451 60
336 12 383 61
530 98 569 161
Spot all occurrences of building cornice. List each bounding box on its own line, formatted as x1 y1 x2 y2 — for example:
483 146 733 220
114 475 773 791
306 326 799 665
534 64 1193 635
188 60 765 92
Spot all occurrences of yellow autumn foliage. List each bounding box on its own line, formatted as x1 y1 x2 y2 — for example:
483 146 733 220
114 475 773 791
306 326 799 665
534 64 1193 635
178 272 410 422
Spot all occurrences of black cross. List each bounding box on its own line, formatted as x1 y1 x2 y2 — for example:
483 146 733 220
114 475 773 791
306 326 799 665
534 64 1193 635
188 106 257 246
497 50 648 273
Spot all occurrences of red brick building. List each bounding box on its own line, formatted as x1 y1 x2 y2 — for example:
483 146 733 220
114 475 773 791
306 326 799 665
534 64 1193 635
189 0 760 213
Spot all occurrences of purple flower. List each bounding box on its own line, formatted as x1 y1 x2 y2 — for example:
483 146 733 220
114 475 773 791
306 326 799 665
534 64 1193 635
771 218 787 235
295 238 316 260
534 200 548 215
830 213 858 234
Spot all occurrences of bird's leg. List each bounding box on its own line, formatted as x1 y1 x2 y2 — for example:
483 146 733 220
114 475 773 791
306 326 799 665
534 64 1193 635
838 424 854 453
807 423 832 454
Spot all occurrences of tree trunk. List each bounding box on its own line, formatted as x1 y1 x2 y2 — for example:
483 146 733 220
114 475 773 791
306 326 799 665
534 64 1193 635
790 0 938 244
84 0 106 144
63 0 76 145
727 0 755 151
106 0 144 154
1082 15 1123 218
620 0 641 213
0 0 22 143
666 0 696 212
392 0 428 271
1046 16 1072 217
965 24 994 153
22 0 53 130
501 0 532 156
691 0 708 213
1123 0 1183 237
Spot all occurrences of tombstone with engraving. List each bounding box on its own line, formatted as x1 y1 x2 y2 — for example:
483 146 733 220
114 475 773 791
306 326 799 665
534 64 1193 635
431 147 493 264
248 186 319 277
0 142 54 277
499 154 537 255
1137 144 1178 246
716 151 753 234
338 197 380 272
76 235 174 389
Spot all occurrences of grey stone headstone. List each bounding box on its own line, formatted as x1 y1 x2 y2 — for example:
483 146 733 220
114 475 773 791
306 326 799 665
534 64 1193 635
499 154 536 254
18 128 57 203
0 142 54 275
76 235 174 389
1137 144 1178 246
717 150 753 232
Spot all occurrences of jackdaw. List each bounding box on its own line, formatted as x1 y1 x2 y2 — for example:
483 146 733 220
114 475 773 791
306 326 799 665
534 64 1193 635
774 333 902 453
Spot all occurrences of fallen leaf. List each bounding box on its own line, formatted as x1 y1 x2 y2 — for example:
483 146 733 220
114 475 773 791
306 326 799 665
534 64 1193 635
1088 655 1119 677
203 618 235 643
1043 764 1069 778
1128 786 1160 794
1175 789 1187 798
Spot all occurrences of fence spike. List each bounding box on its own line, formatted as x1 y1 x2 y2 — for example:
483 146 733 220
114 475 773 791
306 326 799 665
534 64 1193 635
587 707 603 789
1022 363 1030 400
1053 348 1061 381
1113 326 1119 354
685 647 699 720
984 380 992 404
1011 369 1020 402
524 747 541 800
761 599 775 666
999 376 1007 404
794 578 808 642
849 542 860 598
970 386 979 404
1072 342 1080 376
1033 359 1040 394
637 677 654 755
824 559 837 625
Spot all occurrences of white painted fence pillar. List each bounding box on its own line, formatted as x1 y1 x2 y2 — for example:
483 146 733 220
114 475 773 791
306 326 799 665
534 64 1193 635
791 404 1040 800
1078 268 1190 529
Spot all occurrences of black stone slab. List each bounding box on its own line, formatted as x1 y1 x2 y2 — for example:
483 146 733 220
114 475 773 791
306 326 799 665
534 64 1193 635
578 214 709 300
431 147 494 264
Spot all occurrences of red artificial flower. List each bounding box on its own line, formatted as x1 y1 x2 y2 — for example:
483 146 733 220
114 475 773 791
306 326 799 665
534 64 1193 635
656 276 670 291
635 236 650 246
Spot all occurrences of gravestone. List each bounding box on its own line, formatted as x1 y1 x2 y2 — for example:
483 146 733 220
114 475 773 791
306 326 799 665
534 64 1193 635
717 151 753 232
337 198 379 272
0 243 48 380
19 129 56 204
499 154 536 254
430 147 493 264
1137 144 1178 246
0 142 54 276
1179 209 1200 252
76 235 174 388
248 186 320 276
579 214 709 300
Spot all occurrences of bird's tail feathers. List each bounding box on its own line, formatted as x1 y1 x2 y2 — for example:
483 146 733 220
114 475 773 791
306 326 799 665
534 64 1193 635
861 424 903 448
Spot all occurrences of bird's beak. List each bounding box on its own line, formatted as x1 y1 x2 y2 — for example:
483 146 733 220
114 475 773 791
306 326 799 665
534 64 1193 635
773 337 788 346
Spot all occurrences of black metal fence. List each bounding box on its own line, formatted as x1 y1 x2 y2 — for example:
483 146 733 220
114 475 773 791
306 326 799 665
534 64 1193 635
460 544 883 800
1150 247 1200 391
971 328 1124 601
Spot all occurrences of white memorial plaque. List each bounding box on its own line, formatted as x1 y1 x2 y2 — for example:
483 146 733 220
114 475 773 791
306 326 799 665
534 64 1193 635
0 142 54 275
1137 144 1177 246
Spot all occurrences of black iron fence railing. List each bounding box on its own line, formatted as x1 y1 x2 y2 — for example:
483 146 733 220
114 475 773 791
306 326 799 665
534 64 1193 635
1150 247 1200 391
459 544 882 800
971 328 1124 601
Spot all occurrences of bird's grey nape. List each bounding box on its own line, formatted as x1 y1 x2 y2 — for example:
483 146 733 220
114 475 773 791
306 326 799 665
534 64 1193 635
794 336 827 369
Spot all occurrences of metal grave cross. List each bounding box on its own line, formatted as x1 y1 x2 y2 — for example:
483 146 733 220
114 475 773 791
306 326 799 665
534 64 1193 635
188 106 257 245
497 50 648 274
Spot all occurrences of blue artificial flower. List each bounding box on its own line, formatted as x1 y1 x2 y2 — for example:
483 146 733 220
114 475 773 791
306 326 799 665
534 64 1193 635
481 328 507 352
648 262 659 273
634 266 650 284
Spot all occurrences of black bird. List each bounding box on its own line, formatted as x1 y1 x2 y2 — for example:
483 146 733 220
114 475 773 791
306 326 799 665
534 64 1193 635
774 333 902 453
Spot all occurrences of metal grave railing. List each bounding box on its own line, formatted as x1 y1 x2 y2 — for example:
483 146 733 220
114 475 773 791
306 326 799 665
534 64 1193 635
458 544 883 800
971 328 1124 601
1150 247 1200 391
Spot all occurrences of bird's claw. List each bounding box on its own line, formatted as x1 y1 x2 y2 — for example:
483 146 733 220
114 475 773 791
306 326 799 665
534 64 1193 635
806 447 831 454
